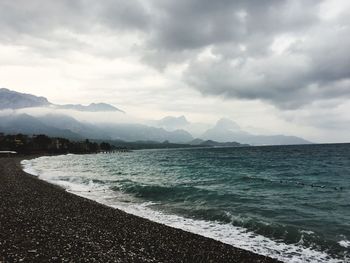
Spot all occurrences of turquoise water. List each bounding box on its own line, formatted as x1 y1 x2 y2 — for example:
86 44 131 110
23 144 350 262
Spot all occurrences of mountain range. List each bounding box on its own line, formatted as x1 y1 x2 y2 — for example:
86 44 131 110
0 88 311 145
0 113 193 143
155 116 311 145
0 88 123 112
201 118 311 145
0 114 82 140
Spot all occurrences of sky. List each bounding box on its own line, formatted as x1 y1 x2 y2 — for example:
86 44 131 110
0 0 350 143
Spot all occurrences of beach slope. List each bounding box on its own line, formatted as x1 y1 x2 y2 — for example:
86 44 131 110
0 156 280 262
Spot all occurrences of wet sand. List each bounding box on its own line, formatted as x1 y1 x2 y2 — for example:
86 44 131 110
0 156 281 262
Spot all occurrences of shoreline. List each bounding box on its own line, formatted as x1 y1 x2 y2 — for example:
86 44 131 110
0 155 281 262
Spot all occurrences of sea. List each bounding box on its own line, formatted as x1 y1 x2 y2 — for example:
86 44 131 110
21 144 350 263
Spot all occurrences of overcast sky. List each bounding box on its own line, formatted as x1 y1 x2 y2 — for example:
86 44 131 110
1 0 350 143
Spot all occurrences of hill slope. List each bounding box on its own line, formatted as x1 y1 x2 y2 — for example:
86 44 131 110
0 88 50 109
0 88 123 112
0 114 82 140
201 118 311 145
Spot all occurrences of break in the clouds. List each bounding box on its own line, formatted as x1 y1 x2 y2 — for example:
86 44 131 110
0 0 350 142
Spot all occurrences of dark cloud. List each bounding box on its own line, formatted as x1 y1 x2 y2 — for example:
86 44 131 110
146 0 348 109
94 0 151 31
182 18 350 109
0 0 149 41
0 0 349 109
146 0 319 52
0 0 88 37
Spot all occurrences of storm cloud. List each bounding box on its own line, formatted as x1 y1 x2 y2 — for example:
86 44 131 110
1 0 350 141
145 0 350 108
3 0 348 108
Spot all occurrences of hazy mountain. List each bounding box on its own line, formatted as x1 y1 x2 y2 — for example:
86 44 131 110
153 115 211 137
189 138 247 147
99 123 193 143
56 103 124 112
214 118 241 131
201 118 311 145
0 88 50 109
0 88 123 112
0 111 193 143
37 114 193 143
201 118 251 142
188 138 205 145
0 114 82 140
37 114 111 140
156 116 189 129
0 89 310 145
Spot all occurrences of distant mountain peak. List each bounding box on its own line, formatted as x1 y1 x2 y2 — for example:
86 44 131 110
160 115 189 123
0 88 50 110
57 102 124 113
0 88 124 113
215 118 241 131
202 118 311 146
177 115 188 121
157 115 190 129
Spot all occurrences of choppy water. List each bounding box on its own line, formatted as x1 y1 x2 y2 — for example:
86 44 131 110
22 144 350 262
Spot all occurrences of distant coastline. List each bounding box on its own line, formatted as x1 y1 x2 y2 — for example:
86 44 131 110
0 132 249 154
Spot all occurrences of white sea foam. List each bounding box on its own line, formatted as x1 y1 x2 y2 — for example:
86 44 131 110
108 202 344 263
21 159 39 176
339 240 350 248
21 157 346 263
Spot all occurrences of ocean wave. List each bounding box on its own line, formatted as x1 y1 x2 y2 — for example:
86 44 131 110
21 159 39 176
339 240 350 248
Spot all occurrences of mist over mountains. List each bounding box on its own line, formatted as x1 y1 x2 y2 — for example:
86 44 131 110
156 116 189 130
0 88 50 109
0 113 82 140
0 88 123 112
56 103 124 113
0 88 311 145
201 118 311 145
0 113 194 143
